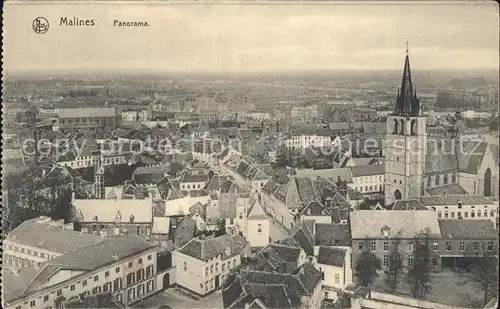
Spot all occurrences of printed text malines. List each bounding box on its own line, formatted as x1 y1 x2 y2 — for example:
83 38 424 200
60 17 95 26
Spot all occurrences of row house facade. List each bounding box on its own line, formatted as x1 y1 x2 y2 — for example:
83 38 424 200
420 195 498 224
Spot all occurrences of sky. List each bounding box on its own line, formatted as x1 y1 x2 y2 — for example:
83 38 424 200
3 1 499 72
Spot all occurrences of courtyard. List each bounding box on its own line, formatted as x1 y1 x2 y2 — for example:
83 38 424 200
369 268 484 307
134 287 223 309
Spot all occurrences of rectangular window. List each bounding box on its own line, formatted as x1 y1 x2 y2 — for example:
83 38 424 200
216 263 219 272
82 280 87 286
458 212 461 218
471 212 475 218
438 212 442 218
210 265 214 274
205 267 209 275
451 212 455 218
222 263 225 272
116 267 120 273
473 242 479 252
128 262 133 268
70 285 75 291
383 255 389 267
30 300 36 307
148 255 152 260
487 241 493 251
138 258 143 264
334 274 340 284
184 262 187 271
444 212 449 218
57 289 62 296
105 271 110 278
460 242 465 252
370 241 376 251
94 275 99 282
257 224 262 234
408 256 414 267
358 242 363 250
383 242 389 251
465 212 469 218
44 295 49 302
484 211 488 217
446 242 451 251
490 211 495 217
433 242 439 251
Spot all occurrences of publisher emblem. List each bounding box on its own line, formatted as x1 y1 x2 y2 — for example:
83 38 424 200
33 17 49 34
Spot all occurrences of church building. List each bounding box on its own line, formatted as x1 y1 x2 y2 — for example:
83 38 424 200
384 48 498 206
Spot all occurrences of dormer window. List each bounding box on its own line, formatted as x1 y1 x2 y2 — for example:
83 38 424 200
457 201 463 209
381 225 391 238
130 215 135 223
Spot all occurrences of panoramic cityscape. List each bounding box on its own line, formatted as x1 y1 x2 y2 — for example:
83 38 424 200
2 2 499 309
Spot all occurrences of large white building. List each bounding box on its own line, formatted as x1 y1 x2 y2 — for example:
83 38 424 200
315 246 353 302
3 234 158 309
3 217 104 271
420 195 498 224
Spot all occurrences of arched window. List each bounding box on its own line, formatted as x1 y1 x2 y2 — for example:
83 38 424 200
443 174 448 185
394 190 402 200
399 119 405 135
484 168 492 197
393 119 399 134
435 175 440 186
410 119 417 135
427 177 432 187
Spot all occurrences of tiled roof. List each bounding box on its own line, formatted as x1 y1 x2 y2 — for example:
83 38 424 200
133 167 164 185
438 219 498 239
173 217 197 247
389 199 428 211
425 184 468 196
317 246 347 267
350 163 385 177
262 180 279 195
350 210 441 239
59 107 116 118
179 234 249 261
3 235 153 303
6 219 104 254
314 223 351 246
288 221 315 256
295 167 353 183
247 199 268 220
189 202 207 221
243 284 300 309
263 244 302 263
419 195 495 206
180 173 209 183
73 198 153 223
207 175 233 191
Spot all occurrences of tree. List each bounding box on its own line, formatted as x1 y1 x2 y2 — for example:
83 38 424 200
407 229 433 299
385 232 405 292
355 238 382 287
468 243 499 307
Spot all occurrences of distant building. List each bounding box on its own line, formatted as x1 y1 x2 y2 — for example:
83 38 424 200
54 108 117 132
420 195 498 224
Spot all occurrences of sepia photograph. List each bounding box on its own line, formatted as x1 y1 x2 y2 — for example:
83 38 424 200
1 1 499 309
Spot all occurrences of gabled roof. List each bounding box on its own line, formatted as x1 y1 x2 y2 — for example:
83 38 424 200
350 163 385 177
6 219 104 254
288 221 315 256
179 234 249 261
180 172 209 183
438 219 498 239
317 246 348 267
419 195 494 206
350 210 441 239
314 223 351 246
247 199 269 220
73 199 153 223
389 199 428 211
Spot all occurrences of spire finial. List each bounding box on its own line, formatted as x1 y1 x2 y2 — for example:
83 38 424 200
405 38 409 55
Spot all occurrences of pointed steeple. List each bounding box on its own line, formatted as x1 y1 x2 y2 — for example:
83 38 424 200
393 42 421 117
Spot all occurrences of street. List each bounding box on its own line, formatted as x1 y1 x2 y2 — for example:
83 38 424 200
135 287 223 309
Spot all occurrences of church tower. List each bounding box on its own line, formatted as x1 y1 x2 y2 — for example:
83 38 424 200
93 154 105 199
384 45 427 205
